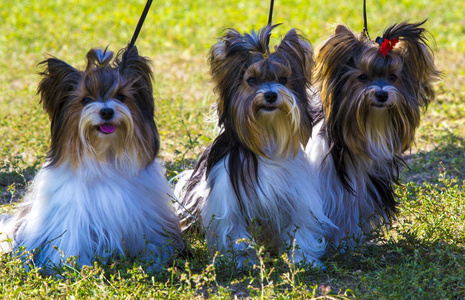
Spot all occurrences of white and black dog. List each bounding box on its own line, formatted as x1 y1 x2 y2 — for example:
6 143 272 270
176 25 333 267
306 21 441 247
0 46 183 273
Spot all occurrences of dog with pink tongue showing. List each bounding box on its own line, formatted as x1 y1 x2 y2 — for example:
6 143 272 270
0 46 183 274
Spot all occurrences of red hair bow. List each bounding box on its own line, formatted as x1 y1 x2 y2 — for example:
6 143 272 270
376 37 399 57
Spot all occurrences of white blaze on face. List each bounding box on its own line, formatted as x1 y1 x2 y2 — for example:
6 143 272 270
78 100 135 163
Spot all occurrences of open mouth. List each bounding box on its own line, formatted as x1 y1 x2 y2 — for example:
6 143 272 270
260 104 278 111
96 123 116 134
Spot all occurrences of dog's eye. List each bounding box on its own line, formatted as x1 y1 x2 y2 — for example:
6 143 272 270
388 74 397 82
358 74 368 82
246 77 259 86
116 95 125 102
81 98 92 106
278 77 288 85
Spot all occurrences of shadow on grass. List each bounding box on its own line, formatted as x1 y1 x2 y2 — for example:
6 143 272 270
0 165 38 204
403 133 464 184
321 230 465 299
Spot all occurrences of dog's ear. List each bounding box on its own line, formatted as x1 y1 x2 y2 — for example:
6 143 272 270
315 24 360 70
209 29 251 123
314 24 361 103
37 58 81 120
210 36 228 65
383 21 442 107
117 46 153 87
335 24 352 36
117 45 159 158
117 45 154 115
277 28 314 81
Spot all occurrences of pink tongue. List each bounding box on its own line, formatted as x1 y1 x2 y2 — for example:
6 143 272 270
99 124 115 133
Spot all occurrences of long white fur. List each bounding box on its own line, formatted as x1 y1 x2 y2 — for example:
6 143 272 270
0 159 180 272
0 96 181 272
176 150 332 267
306 94 400 248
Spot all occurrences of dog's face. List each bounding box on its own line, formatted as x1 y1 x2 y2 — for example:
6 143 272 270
315 21 441 157
209 25 314 158
38 47 159 171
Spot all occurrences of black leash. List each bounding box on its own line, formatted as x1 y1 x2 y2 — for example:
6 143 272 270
268 0 274 25
363 0 371 40
128 0 154 50
265 0 275 57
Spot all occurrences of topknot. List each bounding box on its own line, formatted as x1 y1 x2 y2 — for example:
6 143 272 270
85 47 114 71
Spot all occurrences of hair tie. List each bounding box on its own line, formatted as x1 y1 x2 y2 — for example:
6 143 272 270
376 37 399 57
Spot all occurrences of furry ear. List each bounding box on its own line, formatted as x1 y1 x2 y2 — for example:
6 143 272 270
383 21 441 107
315 24 360 78
117 46 153 85
277 28 314 81
209 34 230 84
116 45 159 157
314 24 361 109
401 41 441 107
37 58 81 120
209 40 228 120
209 40 227 66
335 24 352 35
116 45 154 116
208 29 252 124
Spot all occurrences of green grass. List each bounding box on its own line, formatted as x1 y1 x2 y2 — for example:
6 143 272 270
1 0 464 298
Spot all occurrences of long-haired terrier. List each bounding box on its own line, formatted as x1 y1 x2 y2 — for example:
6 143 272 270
306 21 441 247
0 46 183 273
176 25 333 267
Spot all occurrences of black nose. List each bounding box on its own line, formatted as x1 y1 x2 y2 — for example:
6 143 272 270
264 91 278 104
99 107 114 120
375 91 389 103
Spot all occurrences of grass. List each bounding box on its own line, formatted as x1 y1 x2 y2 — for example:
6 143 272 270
1 0 464 298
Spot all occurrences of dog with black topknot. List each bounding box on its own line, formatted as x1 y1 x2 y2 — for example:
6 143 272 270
176 25 333 267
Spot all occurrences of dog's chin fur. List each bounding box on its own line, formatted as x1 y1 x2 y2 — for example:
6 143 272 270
77 100 153 178
0 46 183 273
307 21 441 248
233 84 303 159
175 25 332 267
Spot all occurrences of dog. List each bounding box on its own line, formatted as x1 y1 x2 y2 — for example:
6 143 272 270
0 46 183 273
175 25 333 267
306 21 441 247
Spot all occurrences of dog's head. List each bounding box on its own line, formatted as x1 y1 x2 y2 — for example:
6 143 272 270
38 46 159 172
314 21 441 159
209 25 314 158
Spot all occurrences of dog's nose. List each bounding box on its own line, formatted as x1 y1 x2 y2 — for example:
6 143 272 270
99 107 114 120
375 91 389 103
264 91 278 104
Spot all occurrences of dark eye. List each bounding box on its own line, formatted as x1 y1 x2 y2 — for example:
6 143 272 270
116 94 125 102
81 97 92 106
279 77 287 85
246 77 259 86
358 74 368 82
388 74 397 82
